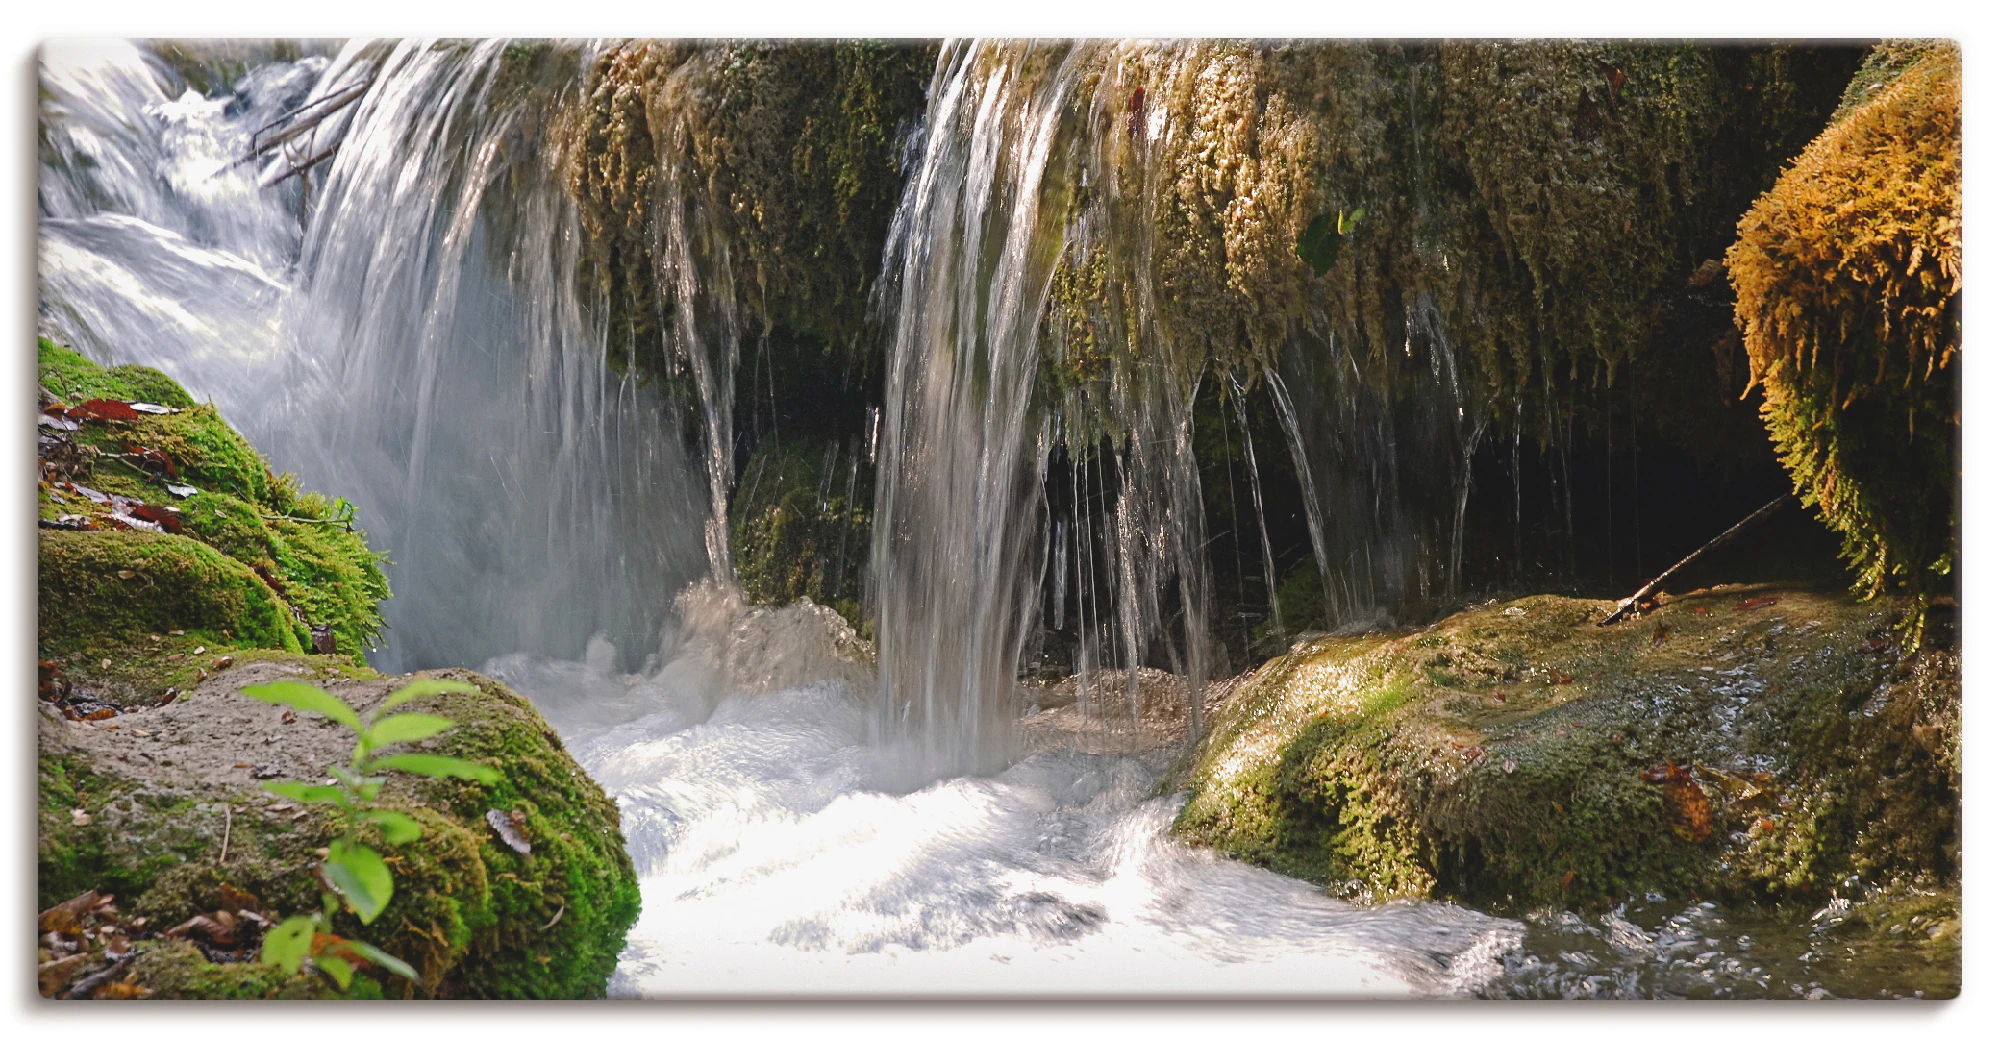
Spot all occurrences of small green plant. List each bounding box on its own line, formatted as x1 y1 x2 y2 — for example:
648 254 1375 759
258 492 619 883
239 677 503 991
1295 207 1366 277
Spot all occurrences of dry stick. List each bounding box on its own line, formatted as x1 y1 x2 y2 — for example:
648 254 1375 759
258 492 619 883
218 805 232 865
1599 493 1791 627
266 143 341 187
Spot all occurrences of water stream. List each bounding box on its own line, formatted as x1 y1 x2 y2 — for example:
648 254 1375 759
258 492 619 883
37 38 1933 1000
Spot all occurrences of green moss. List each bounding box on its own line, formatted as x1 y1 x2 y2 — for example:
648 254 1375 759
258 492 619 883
38 530 304 663
129 941 347 999
1170 589 1957 910
38 666 639 999
37 336 197 409
386 669 641 999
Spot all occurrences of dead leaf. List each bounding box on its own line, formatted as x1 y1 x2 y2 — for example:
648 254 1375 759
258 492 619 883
310 932 370 965
1692 606 1712 617
120 442 179 478
64 399 145 422
84 708 116 721
1642 760 1713 843
127 503 183 533
1651 623 1672 646
38 954 86 997
486 808 532 856
1551 672 1574 685
39 890 107 935
1560 870 1576 889
1738 596 1781 612
1861 636 1892 653
93 981 151 1000
217 883 262 915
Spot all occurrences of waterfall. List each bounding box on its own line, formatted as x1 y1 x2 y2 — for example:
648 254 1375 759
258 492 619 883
38 38 715 672
871 41 1222 777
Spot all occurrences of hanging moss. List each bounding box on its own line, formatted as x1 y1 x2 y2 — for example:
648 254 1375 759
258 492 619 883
1036 41 1857 450
1726 43 1960 615
567 39 935 392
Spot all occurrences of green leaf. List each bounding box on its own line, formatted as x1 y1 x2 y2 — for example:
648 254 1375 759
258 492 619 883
372 754 502 783
323 839 394 924
378 678 476 714
363 712 456 753
260 914 315 974
261 780 348 806
1336 206 1366 236
241 680 362 733
342 938 419 980
1295 212 1340 276
363 809 424 845
314 953 354 990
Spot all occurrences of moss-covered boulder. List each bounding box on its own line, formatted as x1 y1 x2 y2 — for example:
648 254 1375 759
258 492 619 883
1727 42 1960 615
37 339 390 703
1170 587 1958 912
39 660 639 999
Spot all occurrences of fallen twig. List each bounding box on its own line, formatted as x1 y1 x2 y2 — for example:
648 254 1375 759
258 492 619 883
1600 494 1790 627
217 76 374 177
218 805 232 865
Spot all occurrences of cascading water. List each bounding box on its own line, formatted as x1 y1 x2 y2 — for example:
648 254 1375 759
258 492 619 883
41 38 713 673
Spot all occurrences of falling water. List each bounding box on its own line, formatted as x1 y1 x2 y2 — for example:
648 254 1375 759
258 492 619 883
870 40 1226 778
868 42 1075 778
40 39 713 672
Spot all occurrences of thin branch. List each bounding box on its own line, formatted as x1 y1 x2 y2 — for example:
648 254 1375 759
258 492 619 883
1599 494 1791 626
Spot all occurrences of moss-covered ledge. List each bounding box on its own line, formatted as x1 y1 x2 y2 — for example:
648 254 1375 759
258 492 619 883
1167 586 1958 917
40 660 640 999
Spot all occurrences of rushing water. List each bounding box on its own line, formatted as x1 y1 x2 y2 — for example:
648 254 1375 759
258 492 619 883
37 39 1940 1000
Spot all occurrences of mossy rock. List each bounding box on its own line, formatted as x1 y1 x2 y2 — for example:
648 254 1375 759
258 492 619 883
38 340 389 680
1727 42 1960 612
1169 587 1958 912
38 660 639 999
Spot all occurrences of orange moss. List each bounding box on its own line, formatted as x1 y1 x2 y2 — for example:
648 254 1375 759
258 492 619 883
1727 42 1960 610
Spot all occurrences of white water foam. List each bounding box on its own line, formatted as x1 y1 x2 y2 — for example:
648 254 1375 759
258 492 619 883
492 604 1522 998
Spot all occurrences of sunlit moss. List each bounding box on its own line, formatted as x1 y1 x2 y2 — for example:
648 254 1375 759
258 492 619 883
1171 589 1957 908
1727 42 1960 618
